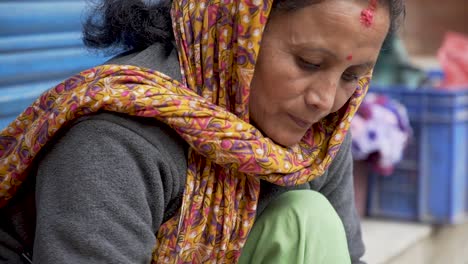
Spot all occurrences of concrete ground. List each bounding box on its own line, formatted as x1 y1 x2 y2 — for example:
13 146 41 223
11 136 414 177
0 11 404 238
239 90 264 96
361 219 468 264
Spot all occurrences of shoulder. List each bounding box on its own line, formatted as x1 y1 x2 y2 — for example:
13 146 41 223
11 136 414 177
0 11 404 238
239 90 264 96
70 112 188 162
37 112 188 193
105 43 182 82
326 132 353 173
36 112 188 225
334 132 352 163
309 132 353 190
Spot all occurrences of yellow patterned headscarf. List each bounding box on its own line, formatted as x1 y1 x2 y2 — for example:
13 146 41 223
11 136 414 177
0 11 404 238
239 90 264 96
0 0 370 263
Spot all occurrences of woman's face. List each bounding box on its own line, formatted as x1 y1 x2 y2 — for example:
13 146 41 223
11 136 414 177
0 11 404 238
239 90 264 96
249 0 390 147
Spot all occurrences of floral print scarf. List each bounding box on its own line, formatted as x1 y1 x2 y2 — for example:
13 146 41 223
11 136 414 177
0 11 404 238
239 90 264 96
0 0 370 263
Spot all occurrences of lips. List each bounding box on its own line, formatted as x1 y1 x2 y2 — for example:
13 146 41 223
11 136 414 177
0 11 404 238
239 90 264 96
288 114 313 129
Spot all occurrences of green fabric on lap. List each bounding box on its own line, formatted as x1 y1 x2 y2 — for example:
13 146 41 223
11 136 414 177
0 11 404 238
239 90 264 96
239 190 351 264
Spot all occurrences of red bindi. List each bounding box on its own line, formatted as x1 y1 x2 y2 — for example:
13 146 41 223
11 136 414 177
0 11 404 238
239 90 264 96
346 54 353 61
360 0 378 28
360 9 374 27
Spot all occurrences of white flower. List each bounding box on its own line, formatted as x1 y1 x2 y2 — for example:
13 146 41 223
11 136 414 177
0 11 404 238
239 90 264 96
297 154 304 161
335 134 342 141
255 148 264 156
253 29 260 37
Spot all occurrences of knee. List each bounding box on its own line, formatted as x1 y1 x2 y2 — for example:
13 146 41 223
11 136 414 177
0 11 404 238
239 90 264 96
269 190 344 231
243 190 350 263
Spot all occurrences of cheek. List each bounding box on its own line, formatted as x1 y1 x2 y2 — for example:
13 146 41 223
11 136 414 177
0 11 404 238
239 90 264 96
332 88 355 112
253 45 301 98
251 66 295 106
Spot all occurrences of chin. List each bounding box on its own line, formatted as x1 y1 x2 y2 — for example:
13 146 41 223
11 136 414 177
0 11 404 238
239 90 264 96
254 120 305 147
270 133 304 148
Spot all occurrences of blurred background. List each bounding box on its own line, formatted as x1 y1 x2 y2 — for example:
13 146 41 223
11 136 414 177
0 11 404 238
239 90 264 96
352 0 468 263
0 0 111 128
1 1 467 263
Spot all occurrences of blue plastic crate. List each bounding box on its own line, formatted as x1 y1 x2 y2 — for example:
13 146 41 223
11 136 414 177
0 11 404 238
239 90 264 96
367 87 468 224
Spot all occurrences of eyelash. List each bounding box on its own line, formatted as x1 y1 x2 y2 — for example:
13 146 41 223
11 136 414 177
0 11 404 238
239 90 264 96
298 57 361 83
297 58 321 70
341 72 360 82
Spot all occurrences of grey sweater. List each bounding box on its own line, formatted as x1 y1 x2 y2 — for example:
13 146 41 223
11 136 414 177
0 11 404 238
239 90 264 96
0 44 365 263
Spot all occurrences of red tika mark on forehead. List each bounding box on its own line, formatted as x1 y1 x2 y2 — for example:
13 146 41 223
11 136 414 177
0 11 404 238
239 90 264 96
346 55 353 61
360 9 374 27
361 0 378 28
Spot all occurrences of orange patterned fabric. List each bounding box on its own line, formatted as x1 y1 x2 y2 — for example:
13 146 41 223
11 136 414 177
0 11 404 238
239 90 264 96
0 1 370 263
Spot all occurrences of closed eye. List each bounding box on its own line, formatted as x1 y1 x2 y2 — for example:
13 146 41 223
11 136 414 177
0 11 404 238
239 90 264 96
341 71 360 82
296 57 321 71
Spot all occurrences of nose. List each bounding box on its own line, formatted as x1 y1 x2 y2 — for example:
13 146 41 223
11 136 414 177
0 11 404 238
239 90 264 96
304 76 338 114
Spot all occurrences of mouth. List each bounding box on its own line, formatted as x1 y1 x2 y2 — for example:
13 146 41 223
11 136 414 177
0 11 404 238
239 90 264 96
288 114 313 129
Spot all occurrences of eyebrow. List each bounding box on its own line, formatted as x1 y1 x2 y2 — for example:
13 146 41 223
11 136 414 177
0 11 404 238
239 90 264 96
350 61 375 71
296 44 376 69
300 46 339 60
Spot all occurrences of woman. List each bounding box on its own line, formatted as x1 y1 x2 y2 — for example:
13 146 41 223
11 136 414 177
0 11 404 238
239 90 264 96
0 0 404 263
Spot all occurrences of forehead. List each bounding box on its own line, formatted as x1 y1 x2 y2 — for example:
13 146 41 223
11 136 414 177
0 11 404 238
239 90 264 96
267 0 390 48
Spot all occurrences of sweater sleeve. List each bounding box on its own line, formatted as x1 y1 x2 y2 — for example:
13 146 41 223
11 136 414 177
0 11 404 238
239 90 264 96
314 133 366 264
33 116 185 264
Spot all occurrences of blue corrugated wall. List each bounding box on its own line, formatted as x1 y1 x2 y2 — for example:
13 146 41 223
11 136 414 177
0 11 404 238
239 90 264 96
0 0 110 129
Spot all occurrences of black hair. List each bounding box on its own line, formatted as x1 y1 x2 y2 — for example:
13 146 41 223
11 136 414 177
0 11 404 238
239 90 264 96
83 0 405 54
83 0 173 54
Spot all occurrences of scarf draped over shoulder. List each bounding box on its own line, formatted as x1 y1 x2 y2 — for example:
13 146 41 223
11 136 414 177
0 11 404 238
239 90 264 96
0 0 370 262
